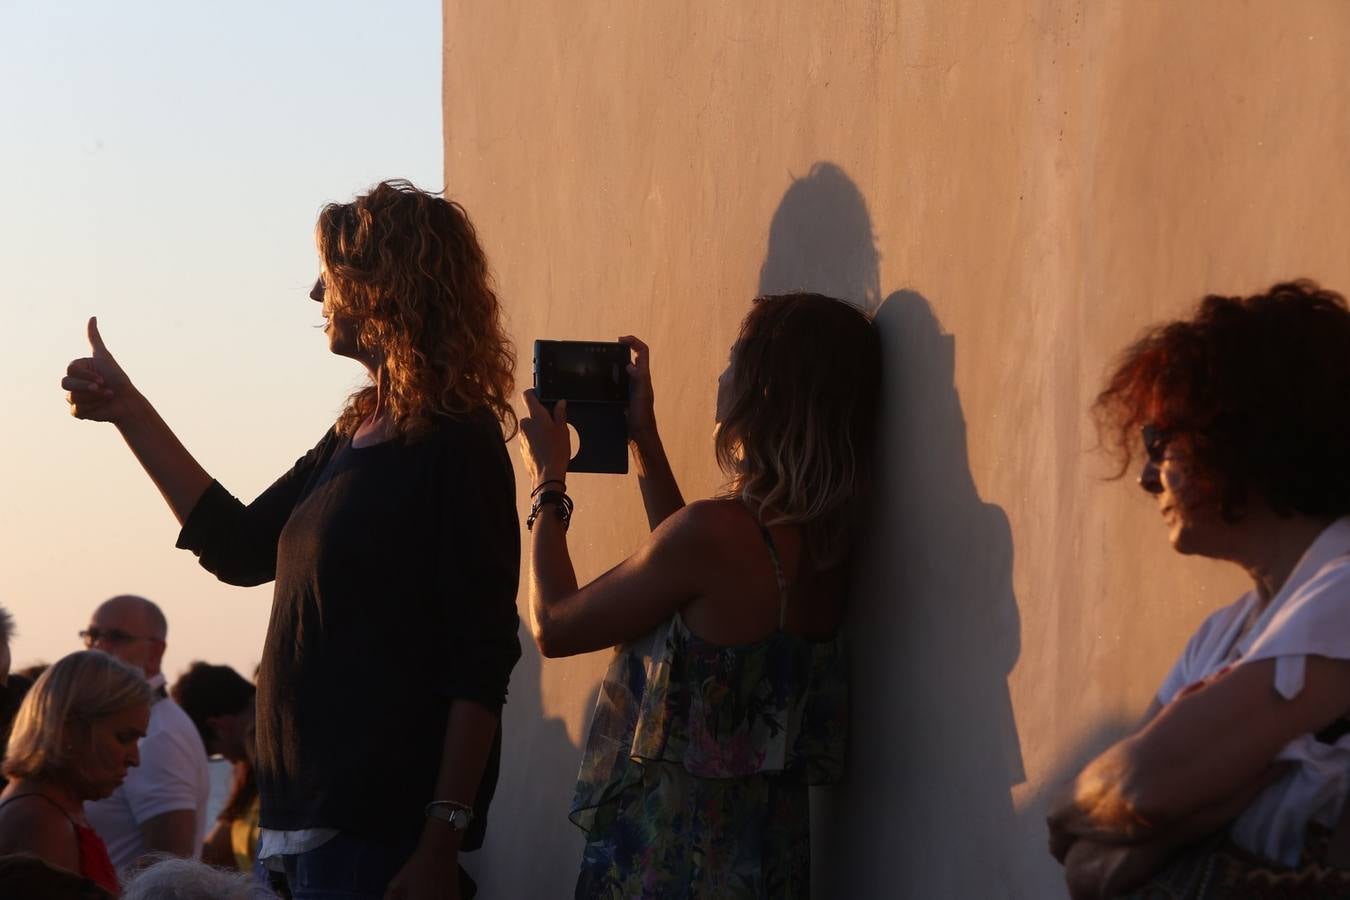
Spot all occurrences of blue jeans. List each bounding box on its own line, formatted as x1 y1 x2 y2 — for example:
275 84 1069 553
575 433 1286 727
280 833 478 899
281 832 415 900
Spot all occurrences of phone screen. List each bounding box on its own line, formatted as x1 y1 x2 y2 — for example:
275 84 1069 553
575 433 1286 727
534 340 630 404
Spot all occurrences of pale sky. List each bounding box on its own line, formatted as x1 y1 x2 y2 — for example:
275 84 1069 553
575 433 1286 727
1 1 444 680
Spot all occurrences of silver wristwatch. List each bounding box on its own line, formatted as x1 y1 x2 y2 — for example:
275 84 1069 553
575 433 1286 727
425 800 474 831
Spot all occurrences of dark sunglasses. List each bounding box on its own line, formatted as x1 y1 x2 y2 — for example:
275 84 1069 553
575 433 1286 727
1141 423 1173 466
79 627 160 648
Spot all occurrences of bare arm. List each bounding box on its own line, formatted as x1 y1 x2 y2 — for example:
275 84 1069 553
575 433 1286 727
519 390 705 658
139 808 199 859
1049 657 1350 897
619 336 684 529
0 801 80 873
385 699 499 900
64 317 212 524
1056 657 1350 844
1062 773 1279 899
1049 699 1164 864
113 400 212 525
630 429 684 531
200 819 235 867
529 495 709 658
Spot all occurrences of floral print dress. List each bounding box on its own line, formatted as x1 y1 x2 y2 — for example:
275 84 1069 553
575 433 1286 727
570 520 848 899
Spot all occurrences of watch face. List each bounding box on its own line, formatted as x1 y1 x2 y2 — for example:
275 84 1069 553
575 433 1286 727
428 803 472 830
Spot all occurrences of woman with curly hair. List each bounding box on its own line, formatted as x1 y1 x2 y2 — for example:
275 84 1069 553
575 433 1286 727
519 293 881 898
61 180 521 900
1048 280 1350 898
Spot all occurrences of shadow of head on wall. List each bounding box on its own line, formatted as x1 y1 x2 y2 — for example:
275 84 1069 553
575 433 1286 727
756 162 1027 895
758 162 882 313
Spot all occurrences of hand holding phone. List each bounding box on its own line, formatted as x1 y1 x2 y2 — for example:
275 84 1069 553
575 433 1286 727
532 340 631 474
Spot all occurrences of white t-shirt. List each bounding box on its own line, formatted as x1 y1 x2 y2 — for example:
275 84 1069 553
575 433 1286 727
1156 516 1350 865
84 672 211 872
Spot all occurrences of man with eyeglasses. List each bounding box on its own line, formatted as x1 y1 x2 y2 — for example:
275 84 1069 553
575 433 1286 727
81 595 210 873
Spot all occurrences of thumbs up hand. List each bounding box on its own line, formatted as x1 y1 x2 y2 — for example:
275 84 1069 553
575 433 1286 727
62 317 141 423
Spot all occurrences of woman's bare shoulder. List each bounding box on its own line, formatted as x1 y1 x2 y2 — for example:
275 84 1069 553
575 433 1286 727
676 497 749 527
658 498 761 550
0 794 78 860
635 499 756 577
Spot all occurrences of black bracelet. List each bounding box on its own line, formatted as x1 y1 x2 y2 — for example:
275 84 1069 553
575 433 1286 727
530 478 566 498
527 489 573 532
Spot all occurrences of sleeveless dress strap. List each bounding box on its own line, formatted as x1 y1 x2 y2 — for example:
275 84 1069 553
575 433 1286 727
0 791 77 825
740 497 791 628
0 791 119 893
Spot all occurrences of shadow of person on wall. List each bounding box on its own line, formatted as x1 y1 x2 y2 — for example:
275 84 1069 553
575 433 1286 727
756 163 1027 898
758 162 882 313
461 626 589 896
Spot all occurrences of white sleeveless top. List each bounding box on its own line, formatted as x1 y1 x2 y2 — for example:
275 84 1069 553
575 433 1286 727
1156 516 1350 864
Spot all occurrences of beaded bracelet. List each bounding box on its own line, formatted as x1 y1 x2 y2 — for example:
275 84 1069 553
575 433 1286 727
530 478 566 498
527 489 573 532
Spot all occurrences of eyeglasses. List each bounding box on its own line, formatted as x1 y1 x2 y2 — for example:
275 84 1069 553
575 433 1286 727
1141 423 1173 466
79 627 160 648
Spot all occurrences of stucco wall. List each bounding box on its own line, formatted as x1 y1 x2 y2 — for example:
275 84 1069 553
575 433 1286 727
444 3 1350 896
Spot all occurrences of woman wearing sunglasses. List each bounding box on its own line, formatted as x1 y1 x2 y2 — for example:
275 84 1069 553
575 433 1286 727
61 181 521 900
1049 281 1350 898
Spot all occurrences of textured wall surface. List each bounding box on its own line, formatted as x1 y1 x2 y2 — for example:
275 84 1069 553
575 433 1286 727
443 3 1350 896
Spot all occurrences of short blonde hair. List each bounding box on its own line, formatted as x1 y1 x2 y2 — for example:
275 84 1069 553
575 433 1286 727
3 650 152 781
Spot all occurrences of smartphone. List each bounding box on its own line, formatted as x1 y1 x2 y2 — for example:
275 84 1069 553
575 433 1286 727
533 340 630 474
533 340 630 404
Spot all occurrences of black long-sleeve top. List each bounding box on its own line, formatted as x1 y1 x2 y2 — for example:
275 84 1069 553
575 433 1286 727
176 408 521 849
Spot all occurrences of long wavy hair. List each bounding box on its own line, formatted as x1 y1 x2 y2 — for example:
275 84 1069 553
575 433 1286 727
317 180 516 438
715 293 882 566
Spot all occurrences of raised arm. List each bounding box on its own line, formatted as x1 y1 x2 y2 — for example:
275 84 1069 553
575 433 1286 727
63 317 212 524
619 336 684 530
67 319 336 586
519 390 706 658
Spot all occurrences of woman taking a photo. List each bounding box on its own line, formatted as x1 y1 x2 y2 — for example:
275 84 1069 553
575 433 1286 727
62 180 522 900
1049 280 1350 898
0 650 154 896
519 293 881 898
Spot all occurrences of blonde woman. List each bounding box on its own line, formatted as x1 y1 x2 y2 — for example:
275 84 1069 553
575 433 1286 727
0 650 154 896
62 181 522 900
519 293 881 898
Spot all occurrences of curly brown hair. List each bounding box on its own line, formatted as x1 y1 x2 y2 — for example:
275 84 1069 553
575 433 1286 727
715 293 881 566
1094 279 1350 520
317 180 516 438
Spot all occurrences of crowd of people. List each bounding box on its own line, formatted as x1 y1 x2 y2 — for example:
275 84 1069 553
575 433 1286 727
1 178 1347 900
0 603 264 899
